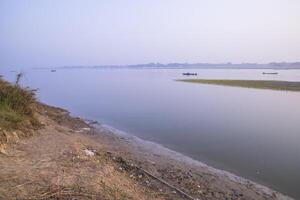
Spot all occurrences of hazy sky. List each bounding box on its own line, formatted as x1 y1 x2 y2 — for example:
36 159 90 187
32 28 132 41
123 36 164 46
1 0 300 69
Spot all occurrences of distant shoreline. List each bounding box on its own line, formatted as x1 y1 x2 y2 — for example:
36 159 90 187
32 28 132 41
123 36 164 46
31 61 300 70
177 79 300 92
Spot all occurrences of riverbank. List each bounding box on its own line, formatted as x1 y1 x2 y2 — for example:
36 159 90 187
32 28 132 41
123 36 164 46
177 79 300 92
0 102 292 199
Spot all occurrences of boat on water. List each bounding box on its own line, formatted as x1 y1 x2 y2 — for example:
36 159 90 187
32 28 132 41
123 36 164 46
182 73 197 76
262 72 278 75
51 69 57 72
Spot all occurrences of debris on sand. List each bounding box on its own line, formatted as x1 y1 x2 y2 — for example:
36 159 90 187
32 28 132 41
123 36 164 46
84 149 95 156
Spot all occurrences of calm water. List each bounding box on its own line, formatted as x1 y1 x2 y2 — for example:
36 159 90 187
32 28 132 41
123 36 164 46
3 68 300 198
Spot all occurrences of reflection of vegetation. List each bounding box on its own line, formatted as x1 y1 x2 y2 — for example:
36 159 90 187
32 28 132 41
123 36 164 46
0 75 38 130
177 79 300 92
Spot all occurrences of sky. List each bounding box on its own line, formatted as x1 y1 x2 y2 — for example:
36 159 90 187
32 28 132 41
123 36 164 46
0 0 300 69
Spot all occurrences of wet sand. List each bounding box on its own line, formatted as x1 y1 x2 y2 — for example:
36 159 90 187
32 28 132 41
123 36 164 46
90 123 293 200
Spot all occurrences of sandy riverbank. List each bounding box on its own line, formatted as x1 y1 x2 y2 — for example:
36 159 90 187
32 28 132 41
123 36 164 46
177 79 300 92
0 103 293 199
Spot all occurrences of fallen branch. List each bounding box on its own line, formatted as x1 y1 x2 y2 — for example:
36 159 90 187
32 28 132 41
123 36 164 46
136 166 196 200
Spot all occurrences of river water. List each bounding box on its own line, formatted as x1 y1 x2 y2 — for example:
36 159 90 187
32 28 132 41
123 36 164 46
3 67 300 198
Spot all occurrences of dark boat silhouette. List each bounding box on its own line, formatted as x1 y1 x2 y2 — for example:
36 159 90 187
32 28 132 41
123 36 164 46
262 72 278 75
182 73 197 76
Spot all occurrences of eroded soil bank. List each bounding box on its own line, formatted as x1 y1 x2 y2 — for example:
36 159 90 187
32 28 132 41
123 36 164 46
0 104 292 199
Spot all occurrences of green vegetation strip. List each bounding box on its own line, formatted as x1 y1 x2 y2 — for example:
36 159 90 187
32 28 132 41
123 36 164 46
177 79 300 91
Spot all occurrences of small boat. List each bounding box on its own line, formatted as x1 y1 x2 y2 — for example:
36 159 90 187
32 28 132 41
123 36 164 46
51 69 57 72
182 73 197 76
262 72 278 75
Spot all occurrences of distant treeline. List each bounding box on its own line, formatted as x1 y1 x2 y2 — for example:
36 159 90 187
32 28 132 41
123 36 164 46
36 62 300 70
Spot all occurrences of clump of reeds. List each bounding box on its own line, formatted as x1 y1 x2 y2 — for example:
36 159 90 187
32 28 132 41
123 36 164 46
0 73 38 132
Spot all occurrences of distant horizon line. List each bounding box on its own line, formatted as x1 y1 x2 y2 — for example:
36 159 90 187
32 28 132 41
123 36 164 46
33 61 300 69
3 61 300 70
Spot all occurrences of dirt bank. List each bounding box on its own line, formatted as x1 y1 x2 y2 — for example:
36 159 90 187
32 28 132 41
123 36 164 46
0 104 292 199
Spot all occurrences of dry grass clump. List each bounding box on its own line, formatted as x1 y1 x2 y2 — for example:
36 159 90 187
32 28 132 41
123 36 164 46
0 74 39 143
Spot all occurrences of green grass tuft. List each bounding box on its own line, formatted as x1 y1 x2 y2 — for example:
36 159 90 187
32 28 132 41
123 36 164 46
0 77 37 131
